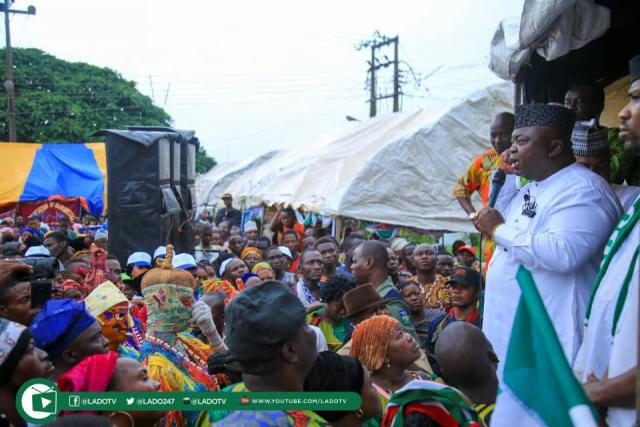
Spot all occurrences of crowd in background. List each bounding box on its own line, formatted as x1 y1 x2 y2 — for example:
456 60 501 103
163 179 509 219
0 55 639 427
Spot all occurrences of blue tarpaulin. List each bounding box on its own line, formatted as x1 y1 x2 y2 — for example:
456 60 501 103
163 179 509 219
19 144 104 215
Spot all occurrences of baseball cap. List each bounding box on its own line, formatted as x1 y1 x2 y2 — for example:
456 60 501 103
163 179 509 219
278 246 293 260
172 253 198 270
244 221 258 232
126 252 152 267
446 266 482 289
24 245 51 257
457 245 476 257
153 246 167 260
221 193 232 199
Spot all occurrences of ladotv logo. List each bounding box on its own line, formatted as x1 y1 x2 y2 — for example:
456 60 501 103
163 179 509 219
16 378 59 425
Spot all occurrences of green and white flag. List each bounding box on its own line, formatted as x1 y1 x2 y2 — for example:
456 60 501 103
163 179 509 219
492 266 598 427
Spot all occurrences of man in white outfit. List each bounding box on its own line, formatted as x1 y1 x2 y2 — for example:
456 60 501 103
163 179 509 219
473 103 622 378
576 54 640 427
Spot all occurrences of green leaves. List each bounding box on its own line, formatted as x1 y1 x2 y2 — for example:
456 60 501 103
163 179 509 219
196 146 217 174
0 48 171 142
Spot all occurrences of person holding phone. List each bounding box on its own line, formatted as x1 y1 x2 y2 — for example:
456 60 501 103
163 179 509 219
0 260 39 326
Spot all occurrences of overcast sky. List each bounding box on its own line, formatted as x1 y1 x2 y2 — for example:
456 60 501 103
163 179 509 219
9 0 524 162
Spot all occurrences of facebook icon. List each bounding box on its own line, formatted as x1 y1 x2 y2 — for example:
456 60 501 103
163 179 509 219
68 396 80 408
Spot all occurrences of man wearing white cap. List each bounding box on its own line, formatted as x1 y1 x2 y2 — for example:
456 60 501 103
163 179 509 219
244 220 259 241
24 245 50 258
264 246 296 285
172 253 198 271
93 231 108 250
126 252 152 279
153 246 166 267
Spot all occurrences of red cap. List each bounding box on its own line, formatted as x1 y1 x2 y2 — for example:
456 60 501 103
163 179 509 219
457 245 476 257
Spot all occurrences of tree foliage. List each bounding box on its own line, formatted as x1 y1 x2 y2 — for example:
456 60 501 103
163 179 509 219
196 146 217 174
0 48 172 142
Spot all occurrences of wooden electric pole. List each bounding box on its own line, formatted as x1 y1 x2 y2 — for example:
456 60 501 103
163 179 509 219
1 1 35 141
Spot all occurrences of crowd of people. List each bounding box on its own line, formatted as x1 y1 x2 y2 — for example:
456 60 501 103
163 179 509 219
0 55 638 427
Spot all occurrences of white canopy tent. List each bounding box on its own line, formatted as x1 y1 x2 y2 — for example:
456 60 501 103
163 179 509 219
196 150 281 207
223 78 513 232
196 161 239 205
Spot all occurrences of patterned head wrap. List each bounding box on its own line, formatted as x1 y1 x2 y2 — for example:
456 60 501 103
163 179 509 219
0 318 31 383
349 315 399 372
240 246 262 261
85 281 128 318
251 262 273 274
202 278 239 305
515 104 576 135
381 380 481 427
572 119 610 157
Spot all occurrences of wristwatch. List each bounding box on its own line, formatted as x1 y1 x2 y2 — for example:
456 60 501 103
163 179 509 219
468 212 477 221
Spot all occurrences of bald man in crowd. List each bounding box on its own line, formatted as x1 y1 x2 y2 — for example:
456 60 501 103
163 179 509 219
435 322 498 426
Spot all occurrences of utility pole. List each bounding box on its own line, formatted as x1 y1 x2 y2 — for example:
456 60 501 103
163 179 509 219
370 44 376 117
393 38 399 112
357 33 400 117
1 1 35 141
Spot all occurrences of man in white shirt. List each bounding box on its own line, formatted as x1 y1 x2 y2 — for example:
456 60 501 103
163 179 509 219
473 103 622 375
576 54 640 427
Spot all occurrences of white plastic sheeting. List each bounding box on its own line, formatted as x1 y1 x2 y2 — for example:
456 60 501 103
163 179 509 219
196 162 238 204
490 0 610 81
196 150 281 207
224 81 513 232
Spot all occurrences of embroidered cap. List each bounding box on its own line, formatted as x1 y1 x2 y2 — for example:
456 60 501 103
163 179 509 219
515 104 576 135
572 119 610 157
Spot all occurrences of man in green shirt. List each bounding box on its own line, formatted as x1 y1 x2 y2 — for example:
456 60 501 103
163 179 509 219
350 240 418 342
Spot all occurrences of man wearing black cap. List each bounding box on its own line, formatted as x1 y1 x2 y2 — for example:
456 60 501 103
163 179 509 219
473 103 621 378
427 266 483 354
217 281 326 425
576 55 640 426
214 193 241 227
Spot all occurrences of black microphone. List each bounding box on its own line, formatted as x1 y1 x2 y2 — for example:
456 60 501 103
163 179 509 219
488 169 506 208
